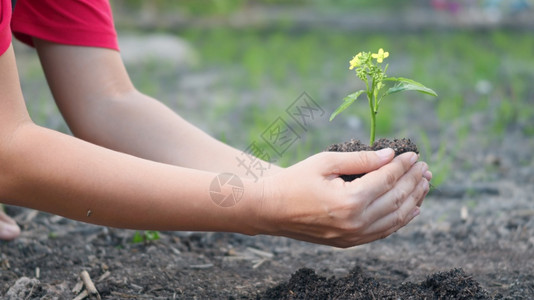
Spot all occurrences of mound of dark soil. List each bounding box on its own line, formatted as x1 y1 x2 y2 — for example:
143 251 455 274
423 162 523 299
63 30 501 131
261 267 489 299
326 138 419 181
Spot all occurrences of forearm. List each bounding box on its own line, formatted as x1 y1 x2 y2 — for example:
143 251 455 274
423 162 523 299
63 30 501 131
1 123 263 234
65 89 280 177
1 44 263 235
33 39 280 178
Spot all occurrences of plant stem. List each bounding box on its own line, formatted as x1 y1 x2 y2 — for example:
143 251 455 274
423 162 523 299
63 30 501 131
368 93 376 145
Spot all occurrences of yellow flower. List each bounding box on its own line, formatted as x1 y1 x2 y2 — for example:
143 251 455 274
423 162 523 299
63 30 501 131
349 52 363 70
372 48 389 63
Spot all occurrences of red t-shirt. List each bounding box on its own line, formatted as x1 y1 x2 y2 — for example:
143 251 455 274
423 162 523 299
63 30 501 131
1 0 118 57
0 0 11 55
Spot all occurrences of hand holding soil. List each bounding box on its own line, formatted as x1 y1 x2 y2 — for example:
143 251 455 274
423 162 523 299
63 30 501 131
257 149 430 248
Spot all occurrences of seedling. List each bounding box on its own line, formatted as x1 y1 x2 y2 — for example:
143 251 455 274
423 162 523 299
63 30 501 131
132 230 160 244
330 49 438 145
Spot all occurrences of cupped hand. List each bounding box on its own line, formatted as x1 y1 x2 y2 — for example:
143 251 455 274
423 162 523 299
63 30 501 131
257 148 430 248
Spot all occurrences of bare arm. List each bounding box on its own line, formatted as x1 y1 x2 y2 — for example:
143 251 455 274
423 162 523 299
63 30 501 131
2 44 264 233
2 43 431 247
33 38 276 177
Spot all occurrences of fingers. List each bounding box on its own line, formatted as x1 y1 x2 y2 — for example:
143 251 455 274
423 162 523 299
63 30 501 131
365 160 428 218
349 152 418 203
363 175 429 237
347 154 430 244
423 169 432 182
319 148 395 177
267 150 431 248
417 166 431 207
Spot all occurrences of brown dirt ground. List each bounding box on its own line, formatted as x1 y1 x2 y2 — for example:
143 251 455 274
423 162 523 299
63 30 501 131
1 131 533 299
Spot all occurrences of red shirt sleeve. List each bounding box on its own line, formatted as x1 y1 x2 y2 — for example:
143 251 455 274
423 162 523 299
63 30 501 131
0 0 12 56
11 0 119 51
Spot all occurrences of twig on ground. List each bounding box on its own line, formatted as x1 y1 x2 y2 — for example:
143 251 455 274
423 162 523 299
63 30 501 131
1 258 10 269
110 291 168 299
24 281 36 300
21 209 39 224
72 289 88 300
170 246 181 255
252 259 266 269
72 281 84 295
80 270 101 300
130 283 143 291
461 206 469 221
97 271 111 282
189 263 214 269
246 247 274 259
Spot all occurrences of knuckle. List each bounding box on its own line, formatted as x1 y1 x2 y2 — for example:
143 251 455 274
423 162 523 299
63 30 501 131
415 163 426 180
348 219 365 233
338 216 361 233
413 179 429 201
356 151 373 166
384 172 397 189
395 153 412 170
394 190 407 209
328 198 357 219
348 196 366 213
319 152 343 172
392 210 404 228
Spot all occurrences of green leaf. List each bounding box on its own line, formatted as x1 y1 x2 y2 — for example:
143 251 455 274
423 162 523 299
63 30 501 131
145 230 160 241
132 231 144 243
384 77 438 97
131 230 161 244
329 90 365 121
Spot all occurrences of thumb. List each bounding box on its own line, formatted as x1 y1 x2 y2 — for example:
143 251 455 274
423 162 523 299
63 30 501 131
322 148 395 177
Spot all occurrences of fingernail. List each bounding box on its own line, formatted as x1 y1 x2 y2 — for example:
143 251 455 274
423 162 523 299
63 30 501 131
420 178 429 190
376 148 394 159
0 224 21 240
424 170 433 181
410 153 418 165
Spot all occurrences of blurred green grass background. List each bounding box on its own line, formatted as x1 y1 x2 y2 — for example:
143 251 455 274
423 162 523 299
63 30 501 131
15 1 534 186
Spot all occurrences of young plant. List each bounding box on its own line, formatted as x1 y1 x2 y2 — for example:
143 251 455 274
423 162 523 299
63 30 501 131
330 49 438 145
132 230 160 244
